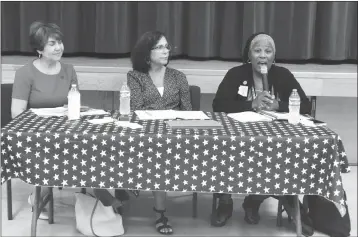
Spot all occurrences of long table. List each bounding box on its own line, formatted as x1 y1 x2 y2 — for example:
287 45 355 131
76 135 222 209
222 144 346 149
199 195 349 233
1 110 350 236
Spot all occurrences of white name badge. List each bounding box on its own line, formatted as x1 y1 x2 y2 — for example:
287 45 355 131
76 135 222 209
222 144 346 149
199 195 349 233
238 85 248 97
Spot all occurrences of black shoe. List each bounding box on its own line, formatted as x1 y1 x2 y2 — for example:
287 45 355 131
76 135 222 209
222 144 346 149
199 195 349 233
242 202 260 224
211 197 233 227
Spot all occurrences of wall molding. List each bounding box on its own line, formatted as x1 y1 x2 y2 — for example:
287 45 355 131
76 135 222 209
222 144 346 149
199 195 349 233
2 63 357 97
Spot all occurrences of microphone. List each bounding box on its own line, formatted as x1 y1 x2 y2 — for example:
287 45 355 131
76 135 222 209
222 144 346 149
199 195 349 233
260 65 269 92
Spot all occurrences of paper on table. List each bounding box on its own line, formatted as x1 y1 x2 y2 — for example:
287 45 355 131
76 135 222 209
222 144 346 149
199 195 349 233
135 110 177 120
114 121 143 129
88 117 115 124
30 107 67 117
258 110 309 121
228 111 273 122
135 110 210 120
174 111 210 120
80 109 110 116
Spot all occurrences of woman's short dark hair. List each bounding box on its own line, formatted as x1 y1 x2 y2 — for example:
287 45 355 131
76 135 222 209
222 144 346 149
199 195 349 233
242 32 272 64
29 21 63 52
130 31 168 73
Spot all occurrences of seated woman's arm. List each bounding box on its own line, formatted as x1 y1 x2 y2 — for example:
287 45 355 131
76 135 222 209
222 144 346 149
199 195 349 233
11 99 28 119
177 72 192 111
212 68 253 113
11 69 31 118
127 71 162 110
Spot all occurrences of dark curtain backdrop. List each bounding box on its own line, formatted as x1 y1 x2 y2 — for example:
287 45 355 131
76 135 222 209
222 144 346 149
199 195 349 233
1 1 357 61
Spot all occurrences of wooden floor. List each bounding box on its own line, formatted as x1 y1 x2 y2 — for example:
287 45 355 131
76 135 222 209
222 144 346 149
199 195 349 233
1 167 357 236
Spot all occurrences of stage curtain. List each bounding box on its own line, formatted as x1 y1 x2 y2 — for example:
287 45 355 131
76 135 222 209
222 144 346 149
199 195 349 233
1 1 356 60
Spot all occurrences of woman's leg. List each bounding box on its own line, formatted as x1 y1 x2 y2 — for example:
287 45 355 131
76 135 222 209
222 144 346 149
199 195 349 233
29 187 50 220
93 189 122 212
242 194 270 224
211 193 233 227
30 187 49 204
152 191 172 235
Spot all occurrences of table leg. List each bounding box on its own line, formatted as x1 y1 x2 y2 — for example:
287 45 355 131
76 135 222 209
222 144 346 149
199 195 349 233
192 192 197 218
48 188 54 224
210 193 218 226
293 195 302 237
276 197 283 227
31 186 41 237
7 179 13 220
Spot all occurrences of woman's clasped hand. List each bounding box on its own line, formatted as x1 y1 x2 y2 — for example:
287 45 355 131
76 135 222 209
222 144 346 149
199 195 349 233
252 91 279 111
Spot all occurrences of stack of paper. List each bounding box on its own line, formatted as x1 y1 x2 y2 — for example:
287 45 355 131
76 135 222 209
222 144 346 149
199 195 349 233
166 119 223 129
114 121 143 129
87 117 115 124
30 107 67 117
228 111 272 122
174 111 210 120
135 110 209 120
80 109 110 116
258 110 310 121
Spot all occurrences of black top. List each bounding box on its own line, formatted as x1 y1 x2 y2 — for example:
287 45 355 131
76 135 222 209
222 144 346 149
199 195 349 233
212 64 311 114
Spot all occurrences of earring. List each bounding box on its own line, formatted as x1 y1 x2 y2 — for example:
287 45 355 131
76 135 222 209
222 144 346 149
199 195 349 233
38 53 41 58
273 60 275 65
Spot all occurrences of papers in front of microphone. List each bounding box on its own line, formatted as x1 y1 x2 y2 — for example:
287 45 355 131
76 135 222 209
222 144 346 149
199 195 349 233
30 107 67 117
228 111 273 122
135 110 210 120
258 110 315 123
88 117 115 124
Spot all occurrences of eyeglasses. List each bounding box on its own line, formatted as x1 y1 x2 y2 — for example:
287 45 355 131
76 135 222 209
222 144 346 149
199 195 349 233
152 44 172 51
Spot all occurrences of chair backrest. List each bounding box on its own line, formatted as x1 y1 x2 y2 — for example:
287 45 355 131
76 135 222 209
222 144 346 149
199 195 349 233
1 84 13 127
189 85 201 111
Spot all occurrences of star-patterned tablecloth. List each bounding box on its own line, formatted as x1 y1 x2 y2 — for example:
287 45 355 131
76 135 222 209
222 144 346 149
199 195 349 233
1 110 350 212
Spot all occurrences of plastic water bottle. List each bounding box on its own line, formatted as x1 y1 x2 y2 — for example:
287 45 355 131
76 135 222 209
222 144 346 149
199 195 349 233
119 81 130 115
67 84 81 120
288 89 300 124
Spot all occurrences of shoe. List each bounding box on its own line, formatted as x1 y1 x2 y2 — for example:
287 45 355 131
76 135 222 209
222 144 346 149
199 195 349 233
242 202 260 224
211 196 233 227
28 194 49 220
153 207 173 235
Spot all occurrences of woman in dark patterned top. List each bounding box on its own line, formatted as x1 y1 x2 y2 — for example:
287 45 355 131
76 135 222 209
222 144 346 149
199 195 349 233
127 31 192 235
211 32 313 236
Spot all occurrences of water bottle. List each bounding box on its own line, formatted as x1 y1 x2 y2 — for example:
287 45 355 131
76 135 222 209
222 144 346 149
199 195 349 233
119 80 130 115
288 89 300 124
67 84 81 120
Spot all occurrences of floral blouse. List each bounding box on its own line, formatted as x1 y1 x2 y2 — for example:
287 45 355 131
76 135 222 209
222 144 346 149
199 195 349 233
127 67 192 111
